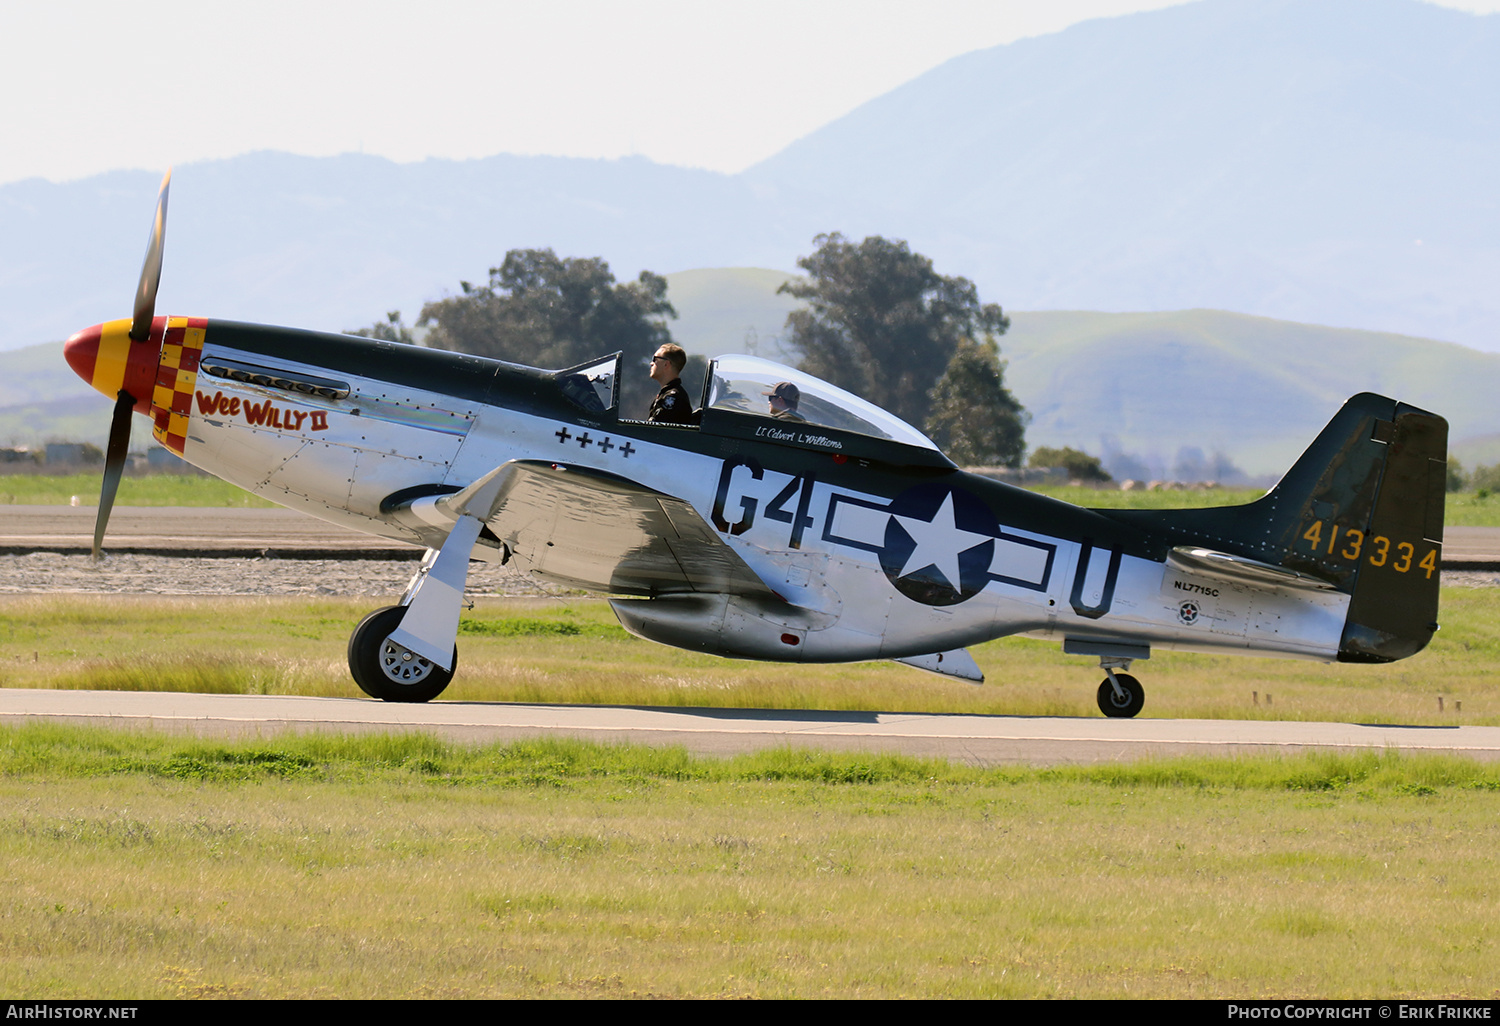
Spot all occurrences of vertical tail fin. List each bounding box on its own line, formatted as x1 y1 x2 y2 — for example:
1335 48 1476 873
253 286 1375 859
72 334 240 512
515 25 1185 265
1250 393 1446 660
1105 393 1447 662
1317 398 1446 661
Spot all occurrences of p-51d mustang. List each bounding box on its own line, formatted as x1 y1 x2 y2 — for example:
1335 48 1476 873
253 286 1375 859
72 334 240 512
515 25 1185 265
63 174 1448 716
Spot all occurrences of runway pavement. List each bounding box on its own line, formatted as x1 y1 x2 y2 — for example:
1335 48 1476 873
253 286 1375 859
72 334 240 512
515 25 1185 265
0 505 417 558
3 688 1498 765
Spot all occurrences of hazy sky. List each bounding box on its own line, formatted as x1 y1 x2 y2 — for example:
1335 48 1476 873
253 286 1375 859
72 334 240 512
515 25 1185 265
4 0 1496 186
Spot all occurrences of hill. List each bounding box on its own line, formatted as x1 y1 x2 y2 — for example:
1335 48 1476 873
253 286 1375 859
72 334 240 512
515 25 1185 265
652 283 1500 477
9 279 1496 481
1001 310 1500 478
661 268 801 360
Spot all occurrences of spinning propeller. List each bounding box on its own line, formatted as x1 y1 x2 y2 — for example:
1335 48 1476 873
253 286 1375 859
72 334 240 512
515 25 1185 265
131 170 170 345
63 170 171 559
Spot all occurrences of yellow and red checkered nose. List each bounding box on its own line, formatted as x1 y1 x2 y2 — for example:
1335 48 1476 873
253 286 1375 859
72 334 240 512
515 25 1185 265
62 317 165 414
63 315 206 455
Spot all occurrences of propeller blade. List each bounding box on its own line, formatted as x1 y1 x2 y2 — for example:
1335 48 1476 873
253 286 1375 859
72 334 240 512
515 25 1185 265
130 169 171 343
93 389 135 560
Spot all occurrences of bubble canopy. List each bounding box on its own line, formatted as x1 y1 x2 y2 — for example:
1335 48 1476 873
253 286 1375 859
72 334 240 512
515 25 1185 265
704 355 939 452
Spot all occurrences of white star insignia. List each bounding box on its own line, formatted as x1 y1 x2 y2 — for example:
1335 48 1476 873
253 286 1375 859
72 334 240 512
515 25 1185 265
891 493 992 590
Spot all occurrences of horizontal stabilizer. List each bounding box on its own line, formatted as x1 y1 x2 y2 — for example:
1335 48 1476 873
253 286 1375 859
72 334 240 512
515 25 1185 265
893 648 984 684
1168 546 1339 592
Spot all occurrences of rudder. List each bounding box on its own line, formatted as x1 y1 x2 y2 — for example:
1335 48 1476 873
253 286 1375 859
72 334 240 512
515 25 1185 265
1334 401 1447 661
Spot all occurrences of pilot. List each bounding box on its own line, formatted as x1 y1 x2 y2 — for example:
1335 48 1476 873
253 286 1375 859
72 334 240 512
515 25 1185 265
764 381 807 423
646 344 696 424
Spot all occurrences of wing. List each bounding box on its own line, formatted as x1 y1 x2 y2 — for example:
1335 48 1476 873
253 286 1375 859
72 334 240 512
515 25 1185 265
398 460 776 598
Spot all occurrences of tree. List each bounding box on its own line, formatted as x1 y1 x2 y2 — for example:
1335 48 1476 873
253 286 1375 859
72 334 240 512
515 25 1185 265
347 310 416 345
924 337 1028 467
1447 455 1467 493
416 249 677 409
1028 446 1112 483
779 233 1011 429
1473 463 1500 495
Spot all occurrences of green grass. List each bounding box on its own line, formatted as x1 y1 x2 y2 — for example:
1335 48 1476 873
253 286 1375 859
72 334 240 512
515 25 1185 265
3 589 1498 725
6 723 1498 791
1032 485 1266 509
2 725 1498 998
0 473 274 507
1037 484 1500 527
1440 490 1500 528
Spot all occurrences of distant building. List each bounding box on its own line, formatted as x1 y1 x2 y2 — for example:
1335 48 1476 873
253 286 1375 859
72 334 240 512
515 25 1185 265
145 446 188 469
44 443 94 466
0 446 38 465
143 446 207 475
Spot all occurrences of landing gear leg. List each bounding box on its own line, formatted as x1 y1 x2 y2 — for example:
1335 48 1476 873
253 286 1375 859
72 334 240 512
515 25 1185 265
1096 657 1145 718
346 469 510 701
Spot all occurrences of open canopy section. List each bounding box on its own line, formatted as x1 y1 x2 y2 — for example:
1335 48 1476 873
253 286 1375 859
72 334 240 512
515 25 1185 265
555 354 620 414
705 355 939 451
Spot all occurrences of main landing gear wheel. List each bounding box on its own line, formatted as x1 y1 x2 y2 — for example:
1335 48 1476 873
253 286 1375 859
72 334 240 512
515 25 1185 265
1097 672 1145 718
348 605 456 703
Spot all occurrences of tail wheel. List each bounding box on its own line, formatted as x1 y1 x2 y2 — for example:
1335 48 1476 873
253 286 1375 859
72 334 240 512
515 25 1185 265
348 605 456 703
1097 672 1145 718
